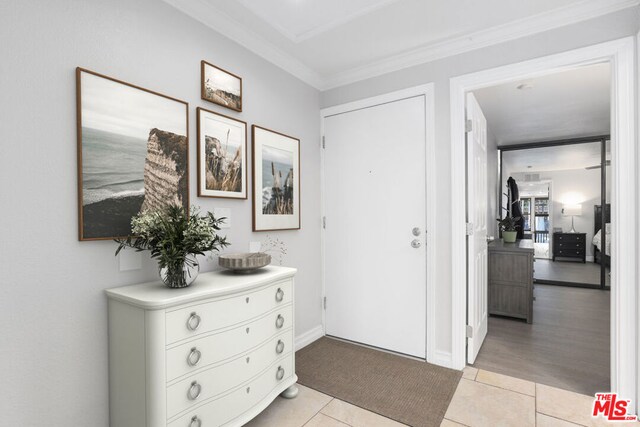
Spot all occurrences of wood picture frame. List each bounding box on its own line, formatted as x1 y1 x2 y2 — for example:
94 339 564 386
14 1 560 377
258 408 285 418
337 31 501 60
252 125 300 231
76 67 189 241
201 60 243 112
196 107 247 199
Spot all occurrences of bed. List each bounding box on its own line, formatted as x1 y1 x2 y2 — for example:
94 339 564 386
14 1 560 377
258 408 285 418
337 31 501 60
593 204 610 267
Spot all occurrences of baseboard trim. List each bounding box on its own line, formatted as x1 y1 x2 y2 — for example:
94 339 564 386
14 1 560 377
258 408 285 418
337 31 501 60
432 350 455 369
295 325 324 351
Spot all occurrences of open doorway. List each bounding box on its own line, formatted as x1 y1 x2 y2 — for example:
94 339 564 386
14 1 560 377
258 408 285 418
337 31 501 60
466 63 612 395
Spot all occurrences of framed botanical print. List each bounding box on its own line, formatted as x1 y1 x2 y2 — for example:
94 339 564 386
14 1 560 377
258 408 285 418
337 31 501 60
252 125 300 231
76 67 189 241
196 107 247 199
201 60 242 112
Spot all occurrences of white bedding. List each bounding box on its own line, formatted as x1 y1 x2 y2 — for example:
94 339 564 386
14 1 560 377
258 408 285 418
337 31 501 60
592 223 611 256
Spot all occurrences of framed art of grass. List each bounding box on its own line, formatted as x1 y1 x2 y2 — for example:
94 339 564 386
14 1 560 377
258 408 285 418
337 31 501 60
252 125 300 231
197 107 247 199
76 67 189 241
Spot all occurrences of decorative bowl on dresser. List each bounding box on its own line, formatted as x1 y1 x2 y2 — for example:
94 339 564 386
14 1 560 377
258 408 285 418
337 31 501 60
105 266 298 427
552 232 586 263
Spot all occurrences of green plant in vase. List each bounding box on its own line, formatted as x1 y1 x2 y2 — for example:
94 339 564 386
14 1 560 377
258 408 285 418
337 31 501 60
496 216 520 243
115 204 230 288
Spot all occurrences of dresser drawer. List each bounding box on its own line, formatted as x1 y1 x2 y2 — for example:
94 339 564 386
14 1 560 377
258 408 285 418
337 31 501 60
555 242 585 250
555 249 585 257
168 356 294 427
555 234 585 243
166 331 292 419
166 279 292 344
166 305 293 381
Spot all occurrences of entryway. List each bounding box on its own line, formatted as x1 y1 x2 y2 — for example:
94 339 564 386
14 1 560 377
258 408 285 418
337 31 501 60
321 85 436 360
450 37 636 409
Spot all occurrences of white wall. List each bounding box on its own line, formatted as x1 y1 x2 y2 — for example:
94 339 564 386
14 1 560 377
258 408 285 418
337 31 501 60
321 9 638 363
0 1 321 425
487 128 499 238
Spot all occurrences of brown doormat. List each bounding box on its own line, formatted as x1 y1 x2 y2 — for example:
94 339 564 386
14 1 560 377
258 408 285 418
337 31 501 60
295 337 462 427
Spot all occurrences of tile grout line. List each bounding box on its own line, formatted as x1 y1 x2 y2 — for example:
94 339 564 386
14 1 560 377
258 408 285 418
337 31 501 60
301 397 336 427
321 412 355 426
536 411 588 427
462 377 536 399
444 417 471 427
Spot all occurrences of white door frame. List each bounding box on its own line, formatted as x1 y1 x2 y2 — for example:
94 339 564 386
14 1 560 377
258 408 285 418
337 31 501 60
320 83 437 362
450 37 636 408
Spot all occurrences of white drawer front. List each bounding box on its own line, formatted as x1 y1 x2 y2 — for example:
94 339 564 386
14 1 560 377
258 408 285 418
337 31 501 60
166 280 292 344
166 332 293 419
166 305 293 381
168 356 294 427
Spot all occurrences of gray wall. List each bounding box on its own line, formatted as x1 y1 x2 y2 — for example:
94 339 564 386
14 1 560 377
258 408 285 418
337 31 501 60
321 9 638 358
0 0 320 425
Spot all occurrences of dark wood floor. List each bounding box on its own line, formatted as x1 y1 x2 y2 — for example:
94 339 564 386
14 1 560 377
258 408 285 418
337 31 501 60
472 284 610 396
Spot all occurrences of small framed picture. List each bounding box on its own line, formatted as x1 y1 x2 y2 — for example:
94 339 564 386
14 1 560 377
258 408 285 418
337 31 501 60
252 125 300 231
201 60 242 112
196 107 247 199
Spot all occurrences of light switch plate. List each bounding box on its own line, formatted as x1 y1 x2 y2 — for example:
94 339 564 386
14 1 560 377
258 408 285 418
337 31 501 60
249 242 261 253
214 207 231 229
119 249 142 271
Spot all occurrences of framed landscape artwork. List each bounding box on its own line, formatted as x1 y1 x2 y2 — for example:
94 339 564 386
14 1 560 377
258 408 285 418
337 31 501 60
197 107 247 199
201 60 242 112
252 125 300 231
76 68 189 241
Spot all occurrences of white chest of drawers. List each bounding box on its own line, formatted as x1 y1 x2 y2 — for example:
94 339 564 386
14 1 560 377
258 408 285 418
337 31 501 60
105 266 298 427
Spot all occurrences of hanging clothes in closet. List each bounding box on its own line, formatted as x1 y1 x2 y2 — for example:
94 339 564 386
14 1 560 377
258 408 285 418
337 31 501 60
507 176 526 239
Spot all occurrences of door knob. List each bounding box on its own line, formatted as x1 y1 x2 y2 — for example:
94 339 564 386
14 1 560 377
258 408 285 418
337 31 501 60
411 239 421 249
412 227 421 236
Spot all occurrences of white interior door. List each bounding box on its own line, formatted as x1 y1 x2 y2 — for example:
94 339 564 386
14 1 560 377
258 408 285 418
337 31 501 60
466 92 489 364
324 95 427 358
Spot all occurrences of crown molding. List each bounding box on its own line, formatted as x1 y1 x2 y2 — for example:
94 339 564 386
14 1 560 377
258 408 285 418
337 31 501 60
164 0 639 92
163 0 324 89
321 0 640 89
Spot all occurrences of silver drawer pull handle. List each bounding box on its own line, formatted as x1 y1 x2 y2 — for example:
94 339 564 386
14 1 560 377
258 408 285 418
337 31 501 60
276 339 285 354
275 314 284 329
190 416 202 427
188 381 202 400
276 366 285 381
275 288 284 302
187 347 201 367
187 312 201 331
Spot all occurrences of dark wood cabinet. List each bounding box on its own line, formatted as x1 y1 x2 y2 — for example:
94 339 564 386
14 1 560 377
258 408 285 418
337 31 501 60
553 232 586 263
488 239 534 323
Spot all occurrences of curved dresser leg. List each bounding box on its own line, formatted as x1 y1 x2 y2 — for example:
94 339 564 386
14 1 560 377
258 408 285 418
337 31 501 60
280 384 299 399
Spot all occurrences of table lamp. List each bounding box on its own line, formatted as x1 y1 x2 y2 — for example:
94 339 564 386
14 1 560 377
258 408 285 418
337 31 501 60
562 204 582 233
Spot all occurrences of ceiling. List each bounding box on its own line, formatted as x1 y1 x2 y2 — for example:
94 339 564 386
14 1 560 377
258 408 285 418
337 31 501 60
473 62 611 145
502 142 609 173
163 0 637 89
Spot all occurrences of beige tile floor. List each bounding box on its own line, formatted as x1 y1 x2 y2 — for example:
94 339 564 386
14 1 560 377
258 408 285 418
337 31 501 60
246 367 639 427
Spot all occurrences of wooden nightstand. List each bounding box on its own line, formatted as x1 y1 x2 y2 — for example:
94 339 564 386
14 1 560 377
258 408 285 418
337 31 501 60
552 232 586 263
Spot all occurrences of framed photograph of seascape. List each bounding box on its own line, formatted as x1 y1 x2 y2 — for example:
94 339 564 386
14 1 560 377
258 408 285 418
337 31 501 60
197 107 247 199
201 60 242 112
252 125 300 231
76 68 189 241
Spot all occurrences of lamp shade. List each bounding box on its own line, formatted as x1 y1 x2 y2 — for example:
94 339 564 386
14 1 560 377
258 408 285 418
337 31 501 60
562 204 582 216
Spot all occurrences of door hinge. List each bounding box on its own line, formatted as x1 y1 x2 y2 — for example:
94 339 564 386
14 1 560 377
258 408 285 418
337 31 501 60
466 325 474 338
322 216 326 229
466 223 474 236
465 119 473 132
322 136 325 149
323 296 327 309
